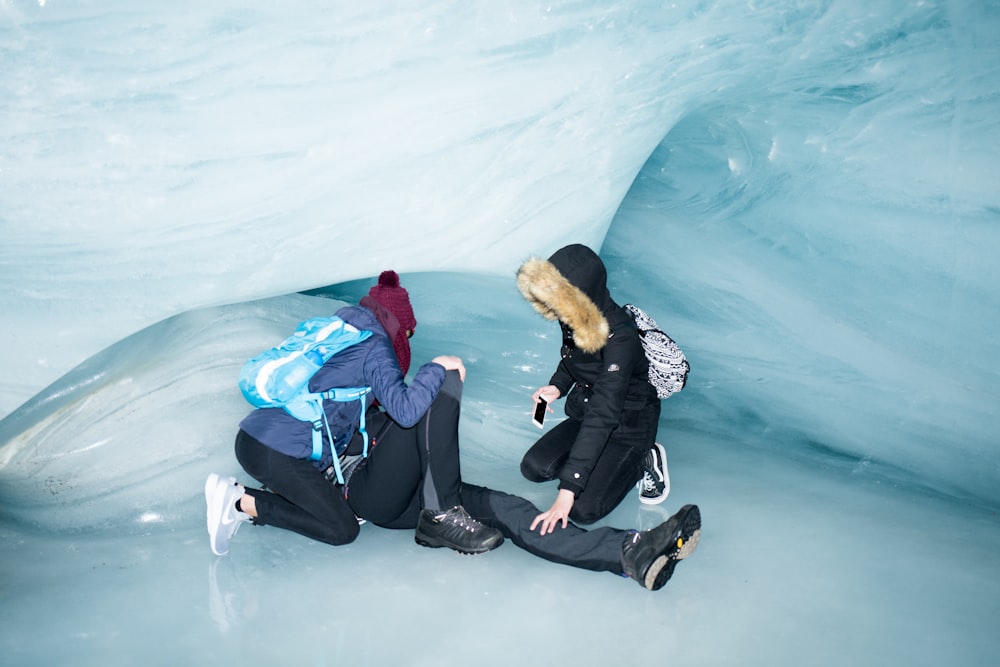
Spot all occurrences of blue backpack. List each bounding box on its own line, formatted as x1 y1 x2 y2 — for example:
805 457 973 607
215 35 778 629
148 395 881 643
238 315 373 484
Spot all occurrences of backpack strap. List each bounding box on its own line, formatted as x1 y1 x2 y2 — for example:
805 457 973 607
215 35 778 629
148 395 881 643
306 386 372 485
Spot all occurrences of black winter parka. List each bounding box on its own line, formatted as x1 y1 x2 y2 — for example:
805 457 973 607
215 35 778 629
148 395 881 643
518 244 658 495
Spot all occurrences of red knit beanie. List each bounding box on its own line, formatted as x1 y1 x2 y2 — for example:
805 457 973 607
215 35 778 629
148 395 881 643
367 271 417 331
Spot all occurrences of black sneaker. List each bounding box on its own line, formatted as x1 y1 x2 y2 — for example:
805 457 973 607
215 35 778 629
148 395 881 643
621 504 700 590
415 506 504 555
637 442 670 505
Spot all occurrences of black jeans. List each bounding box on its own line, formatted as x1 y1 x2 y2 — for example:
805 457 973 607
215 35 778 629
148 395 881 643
461 483 626 574
235 430 361 546
520 401 661 524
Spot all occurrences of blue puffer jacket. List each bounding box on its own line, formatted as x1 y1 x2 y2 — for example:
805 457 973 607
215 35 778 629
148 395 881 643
238 304 446 469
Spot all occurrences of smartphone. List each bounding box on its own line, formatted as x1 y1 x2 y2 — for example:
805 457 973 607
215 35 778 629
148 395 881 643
532 397 548 429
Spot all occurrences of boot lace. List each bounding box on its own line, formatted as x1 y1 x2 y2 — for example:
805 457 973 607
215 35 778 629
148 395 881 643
437 506 482 533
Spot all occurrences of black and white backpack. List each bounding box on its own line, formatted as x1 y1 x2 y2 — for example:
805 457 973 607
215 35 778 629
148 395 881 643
624 304 690 399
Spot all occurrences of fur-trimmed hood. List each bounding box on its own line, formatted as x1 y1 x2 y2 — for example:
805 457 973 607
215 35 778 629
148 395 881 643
516 244 612 353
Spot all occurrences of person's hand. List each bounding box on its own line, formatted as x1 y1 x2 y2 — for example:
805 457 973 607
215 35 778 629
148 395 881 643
533 385 560 412
432 355 466 382
530 488 575 535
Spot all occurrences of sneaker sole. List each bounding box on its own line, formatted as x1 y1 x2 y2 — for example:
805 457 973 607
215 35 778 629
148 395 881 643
414 533 504 556
205 473 221 535
644 505 701 590
205 474 232 557
639 491 670 505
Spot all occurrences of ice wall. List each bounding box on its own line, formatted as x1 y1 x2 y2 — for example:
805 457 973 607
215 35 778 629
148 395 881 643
600 0 1000 506
1 0 998 513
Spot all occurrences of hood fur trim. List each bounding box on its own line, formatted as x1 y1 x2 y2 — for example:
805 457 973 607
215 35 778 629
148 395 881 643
516 257 609 353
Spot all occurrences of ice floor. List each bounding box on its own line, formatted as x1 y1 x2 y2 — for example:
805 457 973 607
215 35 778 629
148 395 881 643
2 272 998 666
2 428 997 666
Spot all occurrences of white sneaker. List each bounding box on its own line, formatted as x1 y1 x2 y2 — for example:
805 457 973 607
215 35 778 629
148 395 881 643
205 473 251 556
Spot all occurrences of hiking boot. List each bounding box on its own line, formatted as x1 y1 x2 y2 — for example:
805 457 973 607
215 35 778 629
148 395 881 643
621 504 701 590
637 442 670 505
414 505 504 555
205 473 251 556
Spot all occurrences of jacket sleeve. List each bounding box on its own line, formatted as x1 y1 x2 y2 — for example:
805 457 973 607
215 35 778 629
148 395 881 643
363 336 445 427
557 332 641 495
548 358 575 397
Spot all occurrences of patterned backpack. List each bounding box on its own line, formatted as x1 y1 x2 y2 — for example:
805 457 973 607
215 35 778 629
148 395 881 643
624 304 690 399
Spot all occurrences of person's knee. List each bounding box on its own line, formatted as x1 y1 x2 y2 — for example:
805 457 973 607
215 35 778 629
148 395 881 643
520 455 551 482
568 500 604 526
324 520 361 546
439 370 464 399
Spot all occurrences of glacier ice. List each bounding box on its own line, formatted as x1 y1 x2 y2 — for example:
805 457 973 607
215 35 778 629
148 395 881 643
2 1 999 665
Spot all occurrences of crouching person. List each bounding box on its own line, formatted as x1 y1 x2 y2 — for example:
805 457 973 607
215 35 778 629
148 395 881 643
205 270 503 557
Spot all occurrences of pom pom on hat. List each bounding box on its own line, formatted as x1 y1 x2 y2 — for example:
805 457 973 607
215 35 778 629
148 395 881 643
367 270 417 331
378 270 401 288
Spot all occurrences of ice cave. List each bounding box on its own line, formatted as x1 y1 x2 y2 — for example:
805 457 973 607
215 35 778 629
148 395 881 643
1 1 998 665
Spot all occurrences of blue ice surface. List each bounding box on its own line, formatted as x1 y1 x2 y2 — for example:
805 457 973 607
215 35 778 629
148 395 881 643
1 274 997 666
1 0 999 665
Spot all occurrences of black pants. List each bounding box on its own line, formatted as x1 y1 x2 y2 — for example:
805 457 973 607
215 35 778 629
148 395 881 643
460 483 626 574
520 401 661 524
345 373 464 529
234 373 467 545
350 371 629 574
237 371 631 575
235 430 361 546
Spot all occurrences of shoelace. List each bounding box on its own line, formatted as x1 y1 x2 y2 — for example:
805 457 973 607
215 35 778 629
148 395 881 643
437 506 480 532
640 471 659 493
